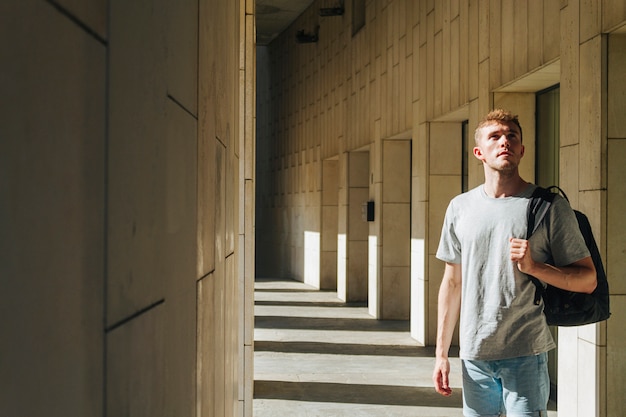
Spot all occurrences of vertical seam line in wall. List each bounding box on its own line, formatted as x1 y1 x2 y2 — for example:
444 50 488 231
45 0 107 45
103 0 111 415
194 1 200 411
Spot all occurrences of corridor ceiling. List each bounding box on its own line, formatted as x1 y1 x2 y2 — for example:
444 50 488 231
256 0 316 45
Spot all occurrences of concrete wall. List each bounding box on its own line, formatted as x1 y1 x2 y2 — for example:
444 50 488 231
369 139 411 319
607 32 626 417
0 0 255 416
321 159 339 289
338 150 369 301
255 0 626 415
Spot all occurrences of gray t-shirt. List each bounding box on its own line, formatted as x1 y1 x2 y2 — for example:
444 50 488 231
436 184 590 360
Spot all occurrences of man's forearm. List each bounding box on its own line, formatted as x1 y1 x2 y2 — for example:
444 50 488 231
527 257 597 294
435 264 462 358
510 238 597 294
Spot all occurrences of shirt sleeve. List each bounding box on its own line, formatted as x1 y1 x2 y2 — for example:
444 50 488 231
547 195 591 266
436 201 462 264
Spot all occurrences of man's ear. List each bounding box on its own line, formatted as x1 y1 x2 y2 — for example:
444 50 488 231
473 146 484 161
520 144 525 157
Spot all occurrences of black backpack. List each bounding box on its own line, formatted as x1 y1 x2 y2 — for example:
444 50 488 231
526 186 610 326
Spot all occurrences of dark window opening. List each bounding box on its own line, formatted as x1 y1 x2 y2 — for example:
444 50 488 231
536 85 560 187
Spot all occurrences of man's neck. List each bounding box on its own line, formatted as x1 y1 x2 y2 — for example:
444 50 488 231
483 172 528 198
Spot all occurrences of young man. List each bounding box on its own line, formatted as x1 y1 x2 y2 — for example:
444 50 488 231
432 109 597 417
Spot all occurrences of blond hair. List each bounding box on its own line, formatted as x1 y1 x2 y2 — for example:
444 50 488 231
474 109 523 144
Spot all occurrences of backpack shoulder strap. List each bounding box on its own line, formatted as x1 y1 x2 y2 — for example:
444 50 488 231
526 186 557 239
526 186 558 305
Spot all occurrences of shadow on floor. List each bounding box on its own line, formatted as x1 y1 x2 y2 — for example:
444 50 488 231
254 380 464 408
255 300 367 307
255 341 461 358
254 315 411 331
254 287 330 293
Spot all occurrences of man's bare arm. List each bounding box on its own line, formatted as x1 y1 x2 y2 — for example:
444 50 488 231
432 262 462 396
510 238 597 294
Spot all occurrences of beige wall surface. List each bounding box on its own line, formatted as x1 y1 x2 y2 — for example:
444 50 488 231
606 32 626 417
0 1 106 415
1 0 255 416
255 0 626 416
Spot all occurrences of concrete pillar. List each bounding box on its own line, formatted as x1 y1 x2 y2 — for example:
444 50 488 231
321 159 339 290
558 17 608 414
369 139 411 319
426 122 463 346
411 121 429 344
337 151 369 302
606 32 626 417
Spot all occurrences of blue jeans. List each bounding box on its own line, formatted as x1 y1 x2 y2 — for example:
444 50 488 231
461 352 550 417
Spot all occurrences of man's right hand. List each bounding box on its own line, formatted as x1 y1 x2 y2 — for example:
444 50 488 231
433 356 453 396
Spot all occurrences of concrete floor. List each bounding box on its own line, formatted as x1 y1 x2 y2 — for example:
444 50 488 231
253 278 465 416
253 278 558 417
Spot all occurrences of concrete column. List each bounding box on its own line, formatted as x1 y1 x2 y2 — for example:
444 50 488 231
337 151 369 302
427 122 463 346
558 14 608 414
606 32 626 417
321 159 339 290
303 150 322 289
411 121 428 344
370 139 411 319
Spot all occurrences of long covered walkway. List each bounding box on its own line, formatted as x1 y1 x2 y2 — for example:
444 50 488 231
253 278 465 416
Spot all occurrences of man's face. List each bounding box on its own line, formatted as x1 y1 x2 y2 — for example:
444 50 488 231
473 121 525 172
